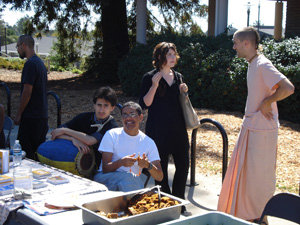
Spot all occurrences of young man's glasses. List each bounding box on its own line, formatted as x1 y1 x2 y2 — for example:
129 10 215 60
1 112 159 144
121 113 138 119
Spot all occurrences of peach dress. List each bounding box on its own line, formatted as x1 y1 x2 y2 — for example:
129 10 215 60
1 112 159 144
217 55 286 220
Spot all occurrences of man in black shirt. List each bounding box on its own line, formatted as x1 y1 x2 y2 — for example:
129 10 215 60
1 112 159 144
15 35 48 160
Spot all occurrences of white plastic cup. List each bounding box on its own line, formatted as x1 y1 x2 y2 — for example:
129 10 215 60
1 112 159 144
13 167 33 200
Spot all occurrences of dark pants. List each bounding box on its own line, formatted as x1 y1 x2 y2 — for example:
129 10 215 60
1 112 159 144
155 140 189 200
17 118 48 160
0 130 5 148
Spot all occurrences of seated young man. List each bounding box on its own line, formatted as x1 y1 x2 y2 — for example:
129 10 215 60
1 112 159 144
94 101 163 192
49 86 118 169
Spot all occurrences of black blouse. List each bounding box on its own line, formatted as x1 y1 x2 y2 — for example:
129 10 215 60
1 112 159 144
139 69 188 147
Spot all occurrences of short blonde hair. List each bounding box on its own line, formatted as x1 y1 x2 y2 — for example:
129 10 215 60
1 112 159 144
234 27 260 50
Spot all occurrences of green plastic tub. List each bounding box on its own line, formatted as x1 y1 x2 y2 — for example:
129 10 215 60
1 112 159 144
159 211 254 225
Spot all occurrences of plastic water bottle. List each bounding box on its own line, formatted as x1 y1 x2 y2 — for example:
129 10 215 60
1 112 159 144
13 140 22 167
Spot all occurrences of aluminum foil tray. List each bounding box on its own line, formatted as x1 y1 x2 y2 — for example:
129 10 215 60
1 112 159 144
76 189 189 225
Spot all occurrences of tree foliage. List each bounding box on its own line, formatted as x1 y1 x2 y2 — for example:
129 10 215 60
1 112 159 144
149 0 207 35
13 16 31 36
1 0 208 82
0 15 19 47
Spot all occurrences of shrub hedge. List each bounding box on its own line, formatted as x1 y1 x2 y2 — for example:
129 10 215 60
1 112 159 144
118 34 299 123
0 57 25 70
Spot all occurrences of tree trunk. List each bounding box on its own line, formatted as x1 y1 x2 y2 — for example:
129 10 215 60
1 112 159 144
102 0 129 57
100 0 129 81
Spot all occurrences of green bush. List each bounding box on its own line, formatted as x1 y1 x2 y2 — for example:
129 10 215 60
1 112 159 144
197 50 237 110
260 38 300 122
50 65 66 72
118 42 153 96
0 57 25 70
118 32 209 96
71 68 83 74
261 38 300 66
118 34 300 123
0 56 83 75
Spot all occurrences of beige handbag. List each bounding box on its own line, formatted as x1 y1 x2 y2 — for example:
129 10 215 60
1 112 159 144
179 77 200 129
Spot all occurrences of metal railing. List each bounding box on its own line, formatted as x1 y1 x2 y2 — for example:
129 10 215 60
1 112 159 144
47 91 61 127
0 82 11 117
188 118 228 187
0 84 60 128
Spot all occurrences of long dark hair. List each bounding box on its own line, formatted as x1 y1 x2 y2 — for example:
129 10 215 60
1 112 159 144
152 42 180 97
152 42 180 70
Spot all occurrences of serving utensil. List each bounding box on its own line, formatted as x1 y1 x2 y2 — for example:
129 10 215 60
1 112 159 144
129 185 161 206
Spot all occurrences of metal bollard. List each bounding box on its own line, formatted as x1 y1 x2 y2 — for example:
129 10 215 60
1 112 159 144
47 91 61 127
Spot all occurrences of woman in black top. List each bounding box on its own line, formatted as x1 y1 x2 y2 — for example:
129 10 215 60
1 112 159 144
139 42 189 205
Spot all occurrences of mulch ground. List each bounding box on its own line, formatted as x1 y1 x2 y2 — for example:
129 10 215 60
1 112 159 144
1 69 299 194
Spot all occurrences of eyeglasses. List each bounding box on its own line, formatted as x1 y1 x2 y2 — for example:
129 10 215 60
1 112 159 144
121 113 138 119
15 43 22 49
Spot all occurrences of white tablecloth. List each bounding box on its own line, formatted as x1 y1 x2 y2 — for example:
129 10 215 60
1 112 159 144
0 158 108 225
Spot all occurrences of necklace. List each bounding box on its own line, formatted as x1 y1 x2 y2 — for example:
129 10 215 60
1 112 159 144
248 53 258 63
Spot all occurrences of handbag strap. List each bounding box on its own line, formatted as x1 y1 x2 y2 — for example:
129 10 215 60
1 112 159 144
179 75 183 84
178 75 188 96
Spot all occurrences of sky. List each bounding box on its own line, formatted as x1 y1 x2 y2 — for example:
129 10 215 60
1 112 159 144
1 0 286 32
227 0 286 29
